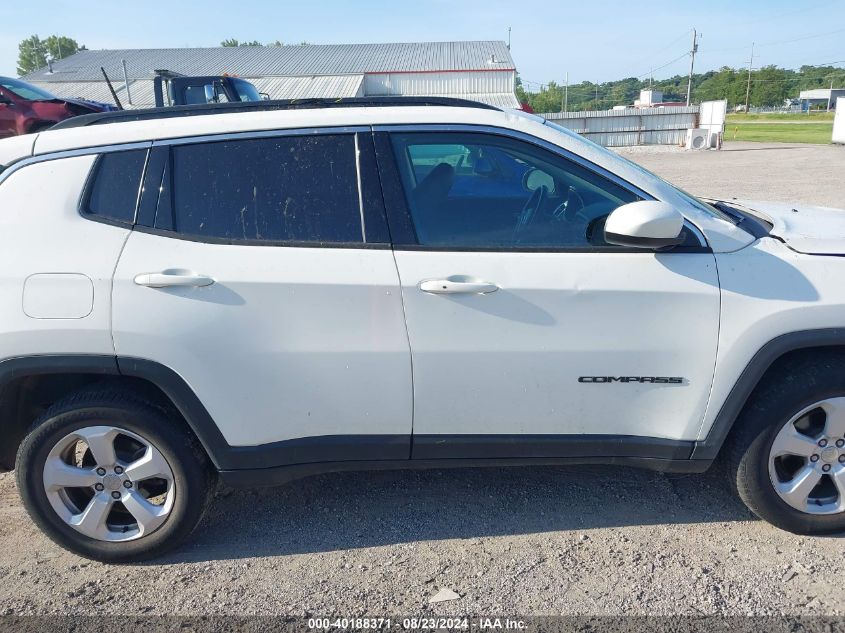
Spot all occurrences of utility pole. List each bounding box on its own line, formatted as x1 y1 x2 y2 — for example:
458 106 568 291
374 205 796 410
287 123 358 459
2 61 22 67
686 29 698 106
507 27 511 50
563 72 568 112
828 79 834 112
595 82 599 110
744 42 755 112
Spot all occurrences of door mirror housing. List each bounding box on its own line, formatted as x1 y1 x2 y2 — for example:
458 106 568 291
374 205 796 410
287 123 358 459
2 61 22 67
0 95 12 106
604 201 685 249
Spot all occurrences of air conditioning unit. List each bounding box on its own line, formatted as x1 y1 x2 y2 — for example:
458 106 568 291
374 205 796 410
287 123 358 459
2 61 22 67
708 130 722 149
686 128 709 150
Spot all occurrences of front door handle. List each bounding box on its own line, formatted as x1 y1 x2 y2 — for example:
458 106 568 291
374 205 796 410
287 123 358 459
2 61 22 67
134 271 215 288
419 277 499 295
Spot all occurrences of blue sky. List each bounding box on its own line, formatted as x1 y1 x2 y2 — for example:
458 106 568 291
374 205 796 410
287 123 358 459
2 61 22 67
1 0 843 84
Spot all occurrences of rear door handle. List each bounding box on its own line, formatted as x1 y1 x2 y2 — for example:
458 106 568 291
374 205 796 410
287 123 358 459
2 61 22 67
419 278 499 295
134 272 215 288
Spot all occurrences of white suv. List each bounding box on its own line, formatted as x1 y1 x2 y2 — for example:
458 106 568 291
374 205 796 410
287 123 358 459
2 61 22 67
1 98 844 562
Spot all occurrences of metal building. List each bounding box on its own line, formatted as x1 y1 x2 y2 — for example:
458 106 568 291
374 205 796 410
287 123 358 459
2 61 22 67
20 41 519 109
798 88 845 110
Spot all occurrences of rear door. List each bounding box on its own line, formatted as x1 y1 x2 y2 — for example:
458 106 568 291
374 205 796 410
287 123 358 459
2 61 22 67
375 128 720 460
112 129 412 466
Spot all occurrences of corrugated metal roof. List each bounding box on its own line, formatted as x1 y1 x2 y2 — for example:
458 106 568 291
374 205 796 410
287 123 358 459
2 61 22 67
251 75 364 99
432 92 520 109
22 41 515 83
27 79 158 108
31 80 123 104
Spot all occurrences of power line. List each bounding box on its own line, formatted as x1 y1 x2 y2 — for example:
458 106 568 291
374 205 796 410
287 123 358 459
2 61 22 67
703 25 845 54
756 25 845 48
635 52 690 80
616 29 693 77
728 0 830 29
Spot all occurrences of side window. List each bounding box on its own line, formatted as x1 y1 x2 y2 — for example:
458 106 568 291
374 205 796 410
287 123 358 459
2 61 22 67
83 149 147 224
389 132 642 249
152 135 364 244
182 85 210 105
183 82 230 104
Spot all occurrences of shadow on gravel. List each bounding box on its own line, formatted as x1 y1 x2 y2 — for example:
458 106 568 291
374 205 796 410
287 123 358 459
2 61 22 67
152 465 754 564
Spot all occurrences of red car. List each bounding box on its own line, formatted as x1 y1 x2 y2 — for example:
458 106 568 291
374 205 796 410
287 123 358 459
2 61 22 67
0 76 112 138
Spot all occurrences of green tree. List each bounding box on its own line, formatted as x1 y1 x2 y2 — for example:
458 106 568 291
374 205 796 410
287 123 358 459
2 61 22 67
17 34 82 75
17 35 47 75
44 35 81 61
515 74 528 106
518 63 845 112
221 39 310 47
220 39 263 47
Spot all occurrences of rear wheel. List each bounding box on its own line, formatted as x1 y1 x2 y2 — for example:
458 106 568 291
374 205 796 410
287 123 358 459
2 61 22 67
728 356 845 534
16 390 215 562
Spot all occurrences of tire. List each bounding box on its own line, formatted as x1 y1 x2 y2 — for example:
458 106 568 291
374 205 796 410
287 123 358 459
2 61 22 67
15 389 215 562
726 353 845 535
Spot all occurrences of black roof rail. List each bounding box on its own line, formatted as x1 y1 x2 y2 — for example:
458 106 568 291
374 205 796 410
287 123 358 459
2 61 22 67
49 96 501 130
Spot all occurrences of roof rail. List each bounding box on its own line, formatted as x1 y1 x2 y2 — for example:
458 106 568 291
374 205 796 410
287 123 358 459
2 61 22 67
49 96 501 130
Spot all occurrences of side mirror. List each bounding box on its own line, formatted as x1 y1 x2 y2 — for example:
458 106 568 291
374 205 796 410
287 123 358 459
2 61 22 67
604 201 685 249
0 95 11 106
203 84 216 103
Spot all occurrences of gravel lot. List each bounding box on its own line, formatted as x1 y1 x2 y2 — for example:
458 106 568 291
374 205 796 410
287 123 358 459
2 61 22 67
1 141 844 619
619 141 845 209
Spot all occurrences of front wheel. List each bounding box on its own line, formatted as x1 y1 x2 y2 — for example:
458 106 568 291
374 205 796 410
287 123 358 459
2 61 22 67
727 357 845 534
16 390 214 562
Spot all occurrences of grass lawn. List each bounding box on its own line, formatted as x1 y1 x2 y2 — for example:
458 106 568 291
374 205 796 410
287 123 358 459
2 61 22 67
727 111 834 122
724 112 834 144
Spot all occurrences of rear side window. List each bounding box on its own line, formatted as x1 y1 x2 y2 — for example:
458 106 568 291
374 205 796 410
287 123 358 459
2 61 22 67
84 150 147 224
153 135 364 244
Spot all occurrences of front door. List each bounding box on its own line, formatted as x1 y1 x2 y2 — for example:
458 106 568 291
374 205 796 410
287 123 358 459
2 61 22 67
377 129 720 460
112 131 412 467
0 88 17 138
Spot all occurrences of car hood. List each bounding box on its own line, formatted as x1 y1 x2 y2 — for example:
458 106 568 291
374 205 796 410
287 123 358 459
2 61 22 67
729 199 845 255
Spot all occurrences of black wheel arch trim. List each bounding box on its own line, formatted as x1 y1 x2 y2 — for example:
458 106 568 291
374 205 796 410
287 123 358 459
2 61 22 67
116 357 233 469
692 328 845 460
0 354 230 469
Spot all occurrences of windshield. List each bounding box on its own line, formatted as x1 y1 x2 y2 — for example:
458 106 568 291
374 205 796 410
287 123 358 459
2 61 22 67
542 119 734 223
231 78 262 102
0 78 57 101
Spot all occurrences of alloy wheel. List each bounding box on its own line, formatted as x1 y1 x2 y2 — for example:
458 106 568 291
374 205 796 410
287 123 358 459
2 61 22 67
42 425 175 541
768 397 845 515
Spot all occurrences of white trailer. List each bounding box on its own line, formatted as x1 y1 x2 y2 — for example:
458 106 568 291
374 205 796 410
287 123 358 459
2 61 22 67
834 97 845 144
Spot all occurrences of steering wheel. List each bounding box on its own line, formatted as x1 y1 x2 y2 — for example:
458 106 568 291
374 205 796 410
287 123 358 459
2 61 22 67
514 185 547 236
552 186 586 222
